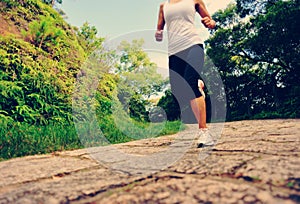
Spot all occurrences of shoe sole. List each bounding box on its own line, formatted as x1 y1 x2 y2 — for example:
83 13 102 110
197 142 214 148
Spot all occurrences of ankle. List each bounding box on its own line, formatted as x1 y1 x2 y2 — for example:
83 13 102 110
199 128 208 132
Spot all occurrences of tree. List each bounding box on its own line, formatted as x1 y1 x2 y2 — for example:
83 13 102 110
115 39 166 122
42 0 62 7
76 22 105 55
25 15 65 50
206 0 300 120
157 90 180 121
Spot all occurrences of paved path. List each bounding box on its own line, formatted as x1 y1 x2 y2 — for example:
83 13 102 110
0 119 299 203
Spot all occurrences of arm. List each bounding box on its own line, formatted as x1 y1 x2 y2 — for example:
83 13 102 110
155 3 165 41
157 3 165 31
194 0 216 29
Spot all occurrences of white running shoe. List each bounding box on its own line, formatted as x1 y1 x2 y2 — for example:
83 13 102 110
197 128 214 148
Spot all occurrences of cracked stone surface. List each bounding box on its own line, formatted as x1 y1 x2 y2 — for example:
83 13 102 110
0 119 299 203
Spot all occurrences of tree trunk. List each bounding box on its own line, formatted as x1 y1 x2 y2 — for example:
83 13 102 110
38 35 45 49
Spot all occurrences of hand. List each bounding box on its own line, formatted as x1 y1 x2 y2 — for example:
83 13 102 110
155 30 163 42
201 17 216 29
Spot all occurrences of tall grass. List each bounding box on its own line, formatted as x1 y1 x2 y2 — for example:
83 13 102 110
0 120 184 160
0 120 82 159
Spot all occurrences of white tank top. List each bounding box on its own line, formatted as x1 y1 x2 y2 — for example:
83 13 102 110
163 0 203 56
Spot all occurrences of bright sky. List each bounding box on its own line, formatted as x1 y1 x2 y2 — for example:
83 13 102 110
59 0 233 39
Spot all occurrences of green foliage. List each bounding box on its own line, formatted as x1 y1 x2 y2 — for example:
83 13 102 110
157 90 181 121
206 0 300 121
95 73 118 116
97 115 132 144
42 0 62 6
129 95 149 122
76 22 105 55
0 0 182 161
116 39 156 73
0 35 76 124
25 15 66 50
0 0 20 9
0 0 86 126
115 39 166 122
0 120 82 159
159 120 184 135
